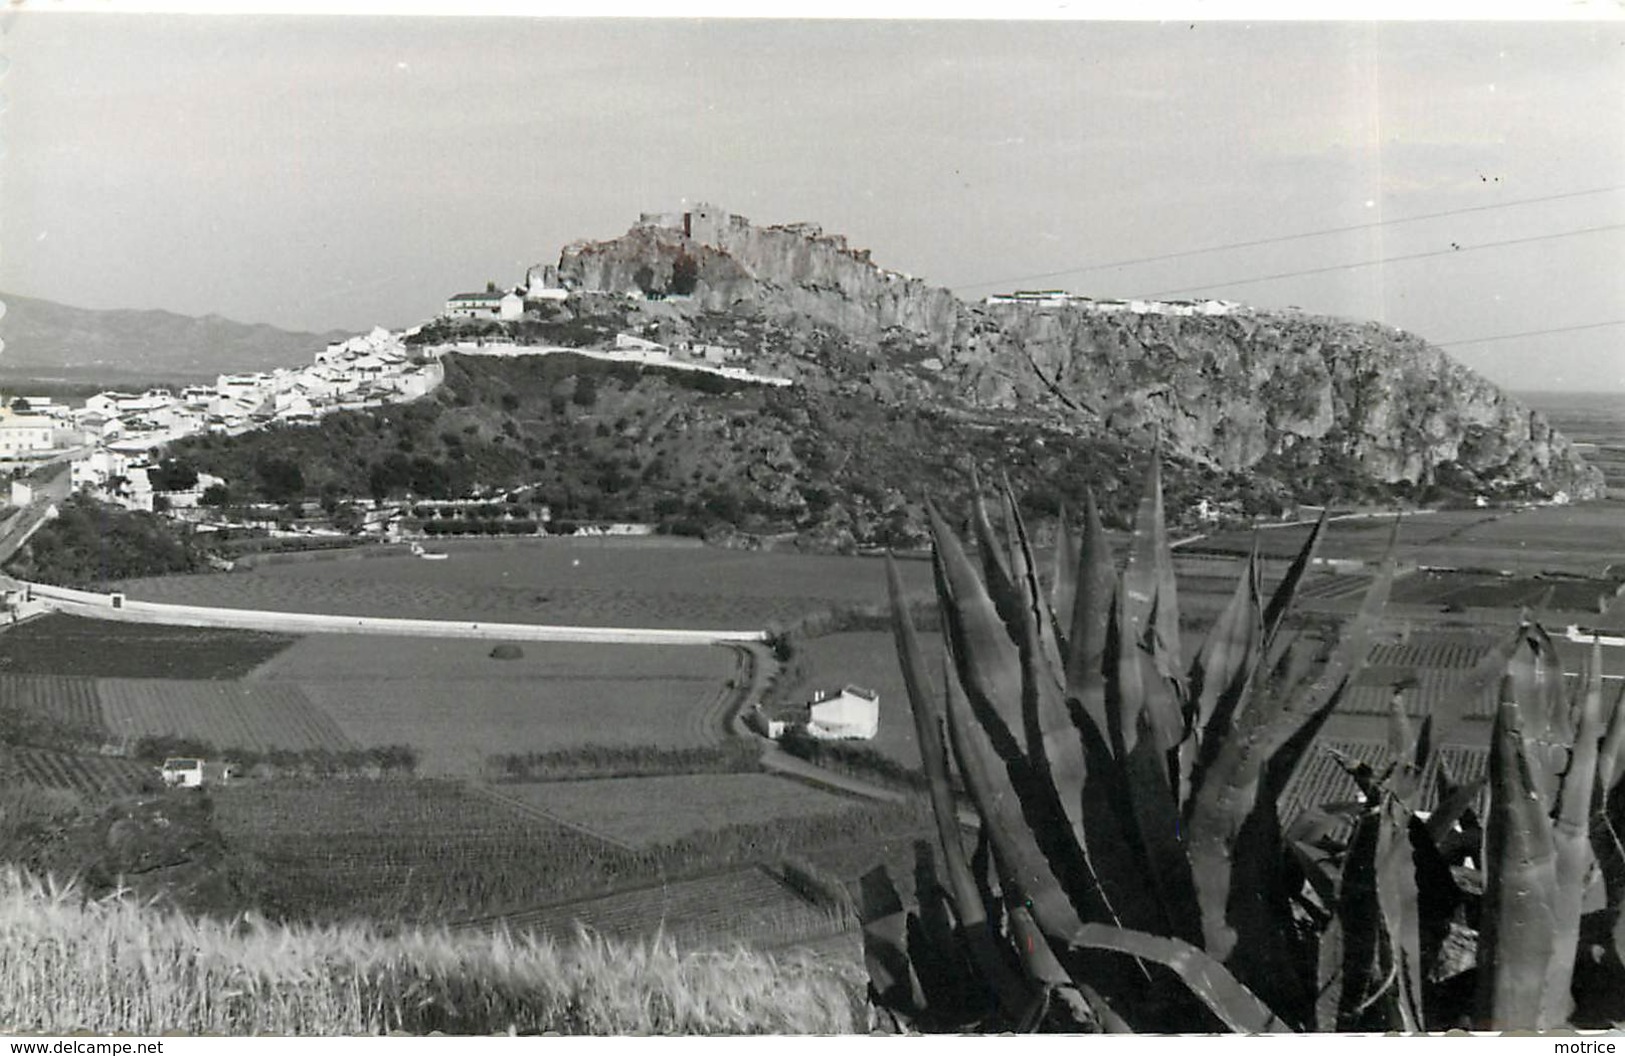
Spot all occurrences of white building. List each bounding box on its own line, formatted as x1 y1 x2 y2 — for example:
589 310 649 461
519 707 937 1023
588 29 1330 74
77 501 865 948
445 290 524 321
758 685 881 741
0 411 58 456
806 685 881 740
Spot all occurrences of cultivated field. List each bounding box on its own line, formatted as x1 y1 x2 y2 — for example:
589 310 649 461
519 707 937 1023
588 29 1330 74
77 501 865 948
1189 510 1499 563
9 746 153 796
96 679 355 753
211 780 644 923
0 614 298 679
0 674 104 733
115 540 938 631
1388 570 1624 613
492 774 862 848
469 868 849 953
1280 739 1490 824
263 640 735 777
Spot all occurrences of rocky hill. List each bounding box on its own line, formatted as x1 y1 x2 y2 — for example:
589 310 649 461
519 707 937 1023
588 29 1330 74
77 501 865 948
557 204 1601 502
0 291 348 384
160 205 1602 551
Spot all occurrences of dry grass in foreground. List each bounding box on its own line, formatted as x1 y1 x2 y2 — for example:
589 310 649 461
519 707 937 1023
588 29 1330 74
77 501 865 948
0 868 867 1035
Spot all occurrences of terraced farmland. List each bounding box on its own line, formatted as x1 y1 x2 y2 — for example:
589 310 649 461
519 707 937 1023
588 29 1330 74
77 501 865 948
0 614 297 678
97 680 354 752
0 674 104 732
493 774 863 847
10 746 153 796
211 781 643 923
1280 739 1491 824
1339 666 1498 721
466 868 850 952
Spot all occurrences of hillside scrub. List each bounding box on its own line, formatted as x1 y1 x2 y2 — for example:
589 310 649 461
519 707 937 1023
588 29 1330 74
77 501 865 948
164 350 1284 551
0 868 865 1034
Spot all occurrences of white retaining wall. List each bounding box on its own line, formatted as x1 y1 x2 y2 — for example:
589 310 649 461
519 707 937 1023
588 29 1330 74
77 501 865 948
23 582 764 645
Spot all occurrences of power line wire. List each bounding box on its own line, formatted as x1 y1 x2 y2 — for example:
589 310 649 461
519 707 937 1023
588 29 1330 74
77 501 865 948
1138 223 1625 298
1434 320 1625 347
951 184 1625 293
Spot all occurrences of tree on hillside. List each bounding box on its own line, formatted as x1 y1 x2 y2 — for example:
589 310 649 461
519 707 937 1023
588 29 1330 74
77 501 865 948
148 458 199 493
256 457 305 504
669 251 700 296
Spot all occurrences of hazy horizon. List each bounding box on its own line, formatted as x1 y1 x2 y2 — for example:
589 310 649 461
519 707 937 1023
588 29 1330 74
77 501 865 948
2 14 1622 391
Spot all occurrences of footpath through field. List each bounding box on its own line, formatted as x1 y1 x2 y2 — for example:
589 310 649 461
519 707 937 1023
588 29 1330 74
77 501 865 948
20 581 766 646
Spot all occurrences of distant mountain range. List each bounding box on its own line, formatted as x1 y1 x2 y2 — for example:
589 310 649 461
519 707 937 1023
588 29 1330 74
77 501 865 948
0 291 350 385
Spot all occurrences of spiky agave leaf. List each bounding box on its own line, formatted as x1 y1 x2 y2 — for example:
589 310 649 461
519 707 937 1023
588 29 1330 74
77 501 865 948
1069 923 1289 1033
1185 536 1397 964
1597 677 1625 798
1051 503 1079 658
858 866 928 1019
966 464 1022 646
1120 447 1182 684
940 637 1086 942
928 504 1026 759
1512 623 1574 809
1064 489 1117 740
1476 676 1560 1030
1185 546 1265 799
1262 510 1329 642
1542 637 1607 1028
885 554 1034 1022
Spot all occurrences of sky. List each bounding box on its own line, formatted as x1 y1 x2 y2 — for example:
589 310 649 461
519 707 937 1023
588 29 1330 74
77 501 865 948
2 10 1623 390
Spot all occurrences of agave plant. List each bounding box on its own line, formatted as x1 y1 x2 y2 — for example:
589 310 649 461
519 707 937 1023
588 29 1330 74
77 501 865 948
860 456 1625 1033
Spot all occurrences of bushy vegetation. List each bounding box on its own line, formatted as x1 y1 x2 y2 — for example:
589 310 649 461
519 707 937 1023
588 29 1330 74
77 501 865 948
485 742 760 783
0 868 864 1035
159 348 1279 550
777 729 929 793
6 495 212 587
129 735 418 779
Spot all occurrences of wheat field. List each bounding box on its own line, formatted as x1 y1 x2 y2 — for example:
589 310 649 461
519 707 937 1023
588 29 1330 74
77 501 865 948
0 868 866 1035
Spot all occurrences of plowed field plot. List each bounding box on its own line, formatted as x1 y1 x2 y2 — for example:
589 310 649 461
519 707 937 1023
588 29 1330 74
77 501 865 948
1390 570 1624 613
250 634 734 683
1340 666 1498 722
295 663 732 778
11 747 153 796
1281 739 1489 825
471 868 847 952
0 674 104 732
1367 633 1493 669
494 774 862 847
1444 505 1625 553
1191 512 1495 563
0 614 298 678
211 781 642 923
97 679 353 752
115 542 937 630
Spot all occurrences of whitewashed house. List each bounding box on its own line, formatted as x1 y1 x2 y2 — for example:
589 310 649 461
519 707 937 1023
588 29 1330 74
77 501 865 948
0 410 59 456
806 685 881 740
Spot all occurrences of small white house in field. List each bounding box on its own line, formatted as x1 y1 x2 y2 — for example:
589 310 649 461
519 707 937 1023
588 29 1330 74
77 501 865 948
806 685 881 740
756 684 881 741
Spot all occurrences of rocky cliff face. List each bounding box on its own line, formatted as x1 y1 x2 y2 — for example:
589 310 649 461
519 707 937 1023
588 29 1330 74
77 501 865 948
552 206 1603 502
965 305 1602 498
